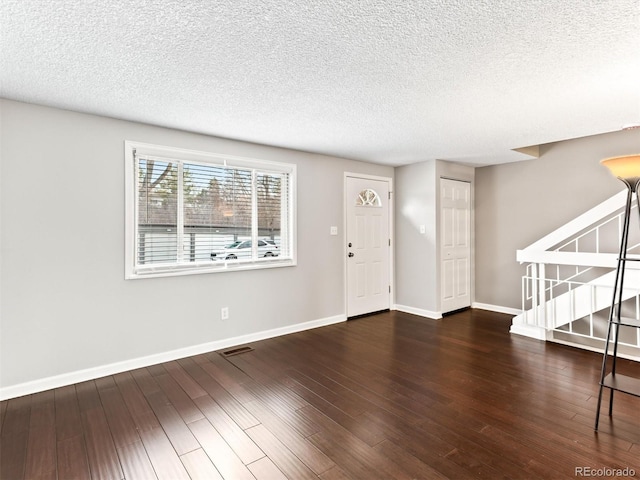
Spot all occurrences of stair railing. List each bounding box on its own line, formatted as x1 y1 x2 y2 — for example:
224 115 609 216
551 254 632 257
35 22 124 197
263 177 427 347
516 190 640 338
520 274 640 350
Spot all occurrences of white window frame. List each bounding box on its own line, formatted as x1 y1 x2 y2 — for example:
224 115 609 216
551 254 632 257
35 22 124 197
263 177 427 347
125 141 297 279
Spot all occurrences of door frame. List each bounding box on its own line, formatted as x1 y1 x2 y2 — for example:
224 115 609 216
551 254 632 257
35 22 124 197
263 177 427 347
344 172 395 318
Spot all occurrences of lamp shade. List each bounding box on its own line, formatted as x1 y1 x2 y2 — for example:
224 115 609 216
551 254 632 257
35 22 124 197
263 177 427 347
601 154 640 179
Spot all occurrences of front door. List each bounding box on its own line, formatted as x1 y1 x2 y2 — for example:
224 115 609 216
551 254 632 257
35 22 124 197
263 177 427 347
346 176 391 317
440 178 471 313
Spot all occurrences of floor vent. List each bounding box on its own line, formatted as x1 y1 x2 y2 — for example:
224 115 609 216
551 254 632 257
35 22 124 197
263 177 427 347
221 346 254 357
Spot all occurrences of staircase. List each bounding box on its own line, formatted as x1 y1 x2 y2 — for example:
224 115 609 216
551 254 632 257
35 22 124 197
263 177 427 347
515 268 640 330
512 190 640 358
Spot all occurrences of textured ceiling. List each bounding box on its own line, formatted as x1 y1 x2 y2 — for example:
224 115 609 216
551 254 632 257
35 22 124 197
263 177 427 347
1 1 639 166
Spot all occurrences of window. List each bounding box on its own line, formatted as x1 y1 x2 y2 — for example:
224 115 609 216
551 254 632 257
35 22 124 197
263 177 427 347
356 189 381 207
125 141 296 278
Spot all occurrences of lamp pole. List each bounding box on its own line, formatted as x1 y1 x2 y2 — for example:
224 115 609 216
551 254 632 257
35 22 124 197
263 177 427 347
595 154 640 431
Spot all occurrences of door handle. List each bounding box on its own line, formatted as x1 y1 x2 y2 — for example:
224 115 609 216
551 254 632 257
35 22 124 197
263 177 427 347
348 252 355 257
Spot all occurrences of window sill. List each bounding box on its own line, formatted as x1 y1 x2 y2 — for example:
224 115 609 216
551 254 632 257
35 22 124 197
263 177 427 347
126 258 296 279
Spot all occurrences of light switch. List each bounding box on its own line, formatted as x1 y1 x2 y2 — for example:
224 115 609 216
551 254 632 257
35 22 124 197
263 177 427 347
330 226 338 235
419 225 426 234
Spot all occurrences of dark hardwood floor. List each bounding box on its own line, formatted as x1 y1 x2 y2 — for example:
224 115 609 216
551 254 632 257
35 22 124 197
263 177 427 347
1 309 639 479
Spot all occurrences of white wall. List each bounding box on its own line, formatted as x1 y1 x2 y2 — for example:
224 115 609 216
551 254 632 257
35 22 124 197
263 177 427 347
395 161 438 313
0 99 393 395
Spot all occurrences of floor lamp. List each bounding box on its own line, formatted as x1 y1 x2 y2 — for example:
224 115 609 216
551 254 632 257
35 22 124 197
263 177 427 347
595 154 640 431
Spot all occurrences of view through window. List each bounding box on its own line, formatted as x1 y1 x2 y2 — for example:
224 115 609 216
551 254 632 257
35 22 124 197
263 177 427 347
126 142 295 277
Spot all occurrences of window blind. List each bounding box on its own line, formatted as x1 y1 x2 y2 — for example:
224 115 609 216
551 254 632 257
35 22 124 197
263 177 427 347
129 144 294 277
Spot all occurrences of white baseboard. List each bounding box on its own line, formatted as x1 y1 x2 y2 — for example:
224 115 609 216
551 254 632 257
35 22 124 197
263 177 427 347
393 304 442 320
547 337 640 363
395 303 521 319
472 302 522 316
0 314 346 401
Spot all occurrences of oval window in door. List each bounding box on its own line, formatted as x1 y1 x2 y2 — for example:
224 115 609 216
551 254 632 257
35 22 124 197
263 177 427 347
356 189 381 207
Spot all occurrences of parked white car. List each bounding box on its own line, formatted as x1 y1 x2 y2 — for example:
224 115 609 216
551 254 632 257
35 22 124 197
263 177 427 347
210 239 279 260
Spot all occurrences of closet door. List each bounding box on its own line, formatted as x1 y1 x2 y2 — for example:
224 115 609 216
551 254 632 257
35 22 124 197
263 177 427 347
441 178 471 313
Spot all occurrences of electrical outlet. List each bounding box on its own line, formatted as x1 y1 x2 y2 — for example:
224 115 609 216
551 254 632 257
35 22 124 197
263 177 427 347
221 307 229 320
